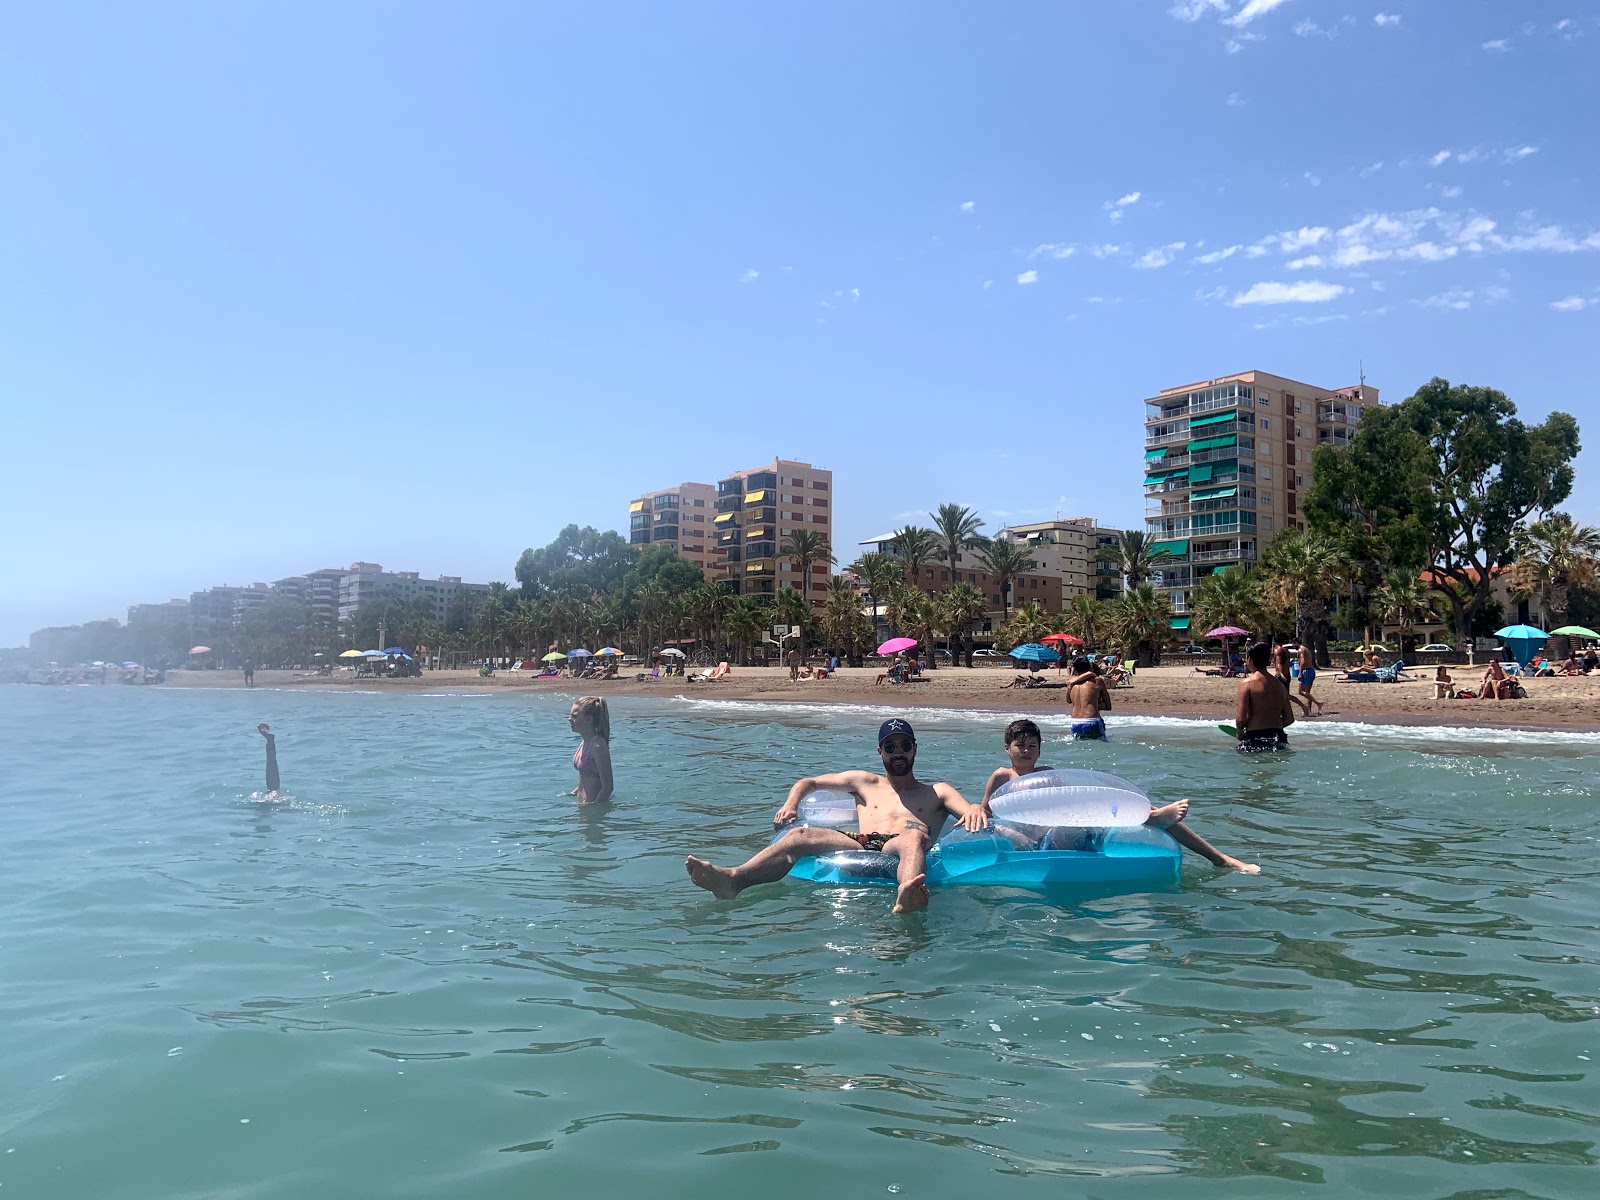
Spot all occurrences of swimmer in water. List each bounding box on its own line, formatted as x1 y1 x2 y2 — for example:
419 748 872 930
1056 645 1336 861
569 697 614 805
685 718 987 914
980 719 1259 873
258 723 280 794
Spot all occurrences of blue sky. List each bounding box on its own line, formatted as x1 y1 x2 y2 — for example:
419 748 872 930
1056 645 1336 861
4 1 1597 643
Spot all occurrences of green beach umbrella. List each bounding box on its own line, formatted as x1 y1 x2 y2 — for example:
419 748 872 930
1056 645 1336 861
1550 625 1600 639
541 651 566 662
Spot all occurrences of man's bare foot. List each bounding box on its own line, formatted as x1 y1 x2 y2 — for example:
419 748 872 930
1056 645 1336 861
1149 799 1189 828
1221 856 1261 875
685 856 740 900
892 873 929 913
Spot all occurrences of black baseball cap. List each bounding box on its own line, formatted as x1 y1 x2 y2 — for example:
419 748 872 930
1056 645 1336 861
878 718 916 746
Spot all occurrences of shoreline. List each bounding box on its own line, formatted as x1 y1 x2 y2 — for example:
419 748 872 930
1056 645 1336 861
150 665 1600 734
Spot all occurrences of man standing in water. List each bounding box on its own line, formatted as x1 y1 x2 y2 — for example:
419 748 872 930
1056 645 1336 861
1066 656 1112 740
257 723 281 794
1235 642 1296 752
684 718 986 913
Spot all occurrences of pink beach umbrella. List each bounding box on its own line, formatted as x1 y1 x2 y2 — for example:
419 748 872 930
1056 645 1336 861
1204 626 1250 639
876 636 918 656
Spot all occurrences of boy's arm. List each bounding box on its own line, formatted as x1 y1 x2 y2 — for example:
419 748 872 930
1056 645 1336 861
1234 681 1251 739
980 766 1017 810
774 770 871 826
937 782 989 831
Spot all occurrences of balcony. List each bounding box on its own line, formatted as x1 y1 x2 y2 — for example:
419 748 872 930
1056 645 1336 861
1191 543 1258 564
629 531 650 546
651 527 679 542
1188 520 1253 536
1144 428 1191 448
1189 392 1253 415
1316 405 1360 425
744 558 776 575
1153 570 1193 589
1192 445 1251 465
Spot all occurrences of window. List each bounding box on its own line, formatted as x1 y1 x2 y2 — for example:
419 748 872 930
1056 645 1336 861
811 515 826 524
811 498 828 508
810 481 829 490
1261 491 1272 506
790 477 804 486
1258 393 1271 407
1296 474 1305 488
1259 417 1270 430
1262 466 1273 481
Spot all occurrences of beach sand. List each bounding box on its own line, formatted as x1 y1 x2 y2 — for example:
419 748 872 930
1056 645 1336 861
162 662 1600 732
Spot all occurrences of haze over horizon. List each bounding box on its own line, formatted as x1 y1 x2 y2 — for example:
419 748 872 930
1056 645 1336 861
5 1 1598 645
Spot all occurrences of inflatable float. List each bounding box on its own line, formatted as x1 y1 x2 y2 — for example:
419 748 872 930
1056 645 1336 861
784 769 1181 889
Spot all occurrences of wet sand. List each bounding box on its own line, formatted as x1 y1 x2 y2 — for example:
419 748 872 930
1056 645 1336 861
163 663 1600 732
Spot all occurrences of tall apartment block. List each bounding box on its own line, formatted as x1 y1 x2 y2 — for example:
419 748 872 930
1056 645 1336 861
714 459 833 601
335 564 488 625
626 482 718 575
996 518 1125 602
1142 369 1379 636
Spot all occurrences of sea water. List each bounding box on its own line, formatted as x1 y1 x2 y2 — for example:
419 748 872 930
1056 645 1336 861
1 686 1595 1198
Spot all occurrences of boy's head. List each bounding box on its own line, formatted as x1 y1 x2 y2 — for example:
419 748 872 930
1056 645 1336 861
1003 718 1043 770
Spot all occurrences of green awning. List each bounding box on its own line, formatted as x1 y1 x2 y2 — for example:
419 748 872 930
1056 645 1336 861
1169 617 1191 630
1192 486 1238 502
1188 463 1214 483
1145 468 1185 485
1144 446 1169 460
1151 539 1189 557
1186 434 1238 453
1189 410 1237 428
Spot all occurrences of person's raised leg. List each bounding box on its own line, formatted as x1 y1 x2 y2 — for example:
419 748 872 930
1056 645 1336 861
258 724 280 793
685 827 860 899
1165 820 1259 874
881 829 930 913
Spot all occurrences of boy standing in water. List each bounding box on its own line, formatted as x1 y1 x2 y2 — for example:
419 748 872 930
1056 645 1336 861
980 719 1259 873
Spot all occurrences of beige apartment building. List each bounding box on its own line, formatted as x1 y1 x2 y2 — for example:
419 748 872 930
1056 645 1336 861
1142 369 1379 637
627 482 718 575
857 533 1065 636
628 459 834 604
996 518 1125 602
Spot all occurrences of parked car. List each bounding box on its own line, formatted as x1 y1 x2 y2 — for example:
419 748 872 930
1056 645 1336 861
1175 643 1210 654
1416 643 1454 653
972 649 1005 659
931 648 953 661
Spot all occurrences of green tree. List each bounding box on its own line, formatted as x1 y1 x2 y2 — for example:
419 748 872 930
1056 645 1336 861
620 545 705 599
1189 567 1263 643
779 529 834 613
1512 513 1600 655
974 538 1035 619
998 600 1051 649
889 526 938 588
823 577 872 666
775 586 810 657
1115 530 1171 588
1259 530 1352 666
849 551 902 643
929 503 987 584
1371 572 1439 657
1304 377 1580 643
942 581 988 666
724 596 765 666
515 525 635 599
1058 594 1103 649
1105 583 1172 668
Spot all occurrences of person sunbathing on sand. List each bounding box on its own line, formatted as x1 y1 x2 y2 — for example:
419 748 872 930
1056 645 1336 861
685 718 985 913
978 719 1260 874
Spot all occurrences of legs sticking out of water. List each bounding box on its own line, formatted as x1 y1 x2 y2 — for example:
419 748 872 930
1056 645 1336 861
258 724 280 794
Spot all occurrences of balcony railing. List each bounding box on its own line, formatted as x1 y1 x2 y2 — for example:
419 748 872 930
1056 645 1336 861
1147 500 1192 517
1190 393 1254 415
1188 520 1253 536
1144 428 1190 447
1192 444 1252 465
1191 545 1257 564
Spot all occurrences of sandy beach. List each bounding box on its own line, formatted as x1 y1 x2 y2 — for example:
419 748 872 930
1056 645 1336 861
159 662 1600 732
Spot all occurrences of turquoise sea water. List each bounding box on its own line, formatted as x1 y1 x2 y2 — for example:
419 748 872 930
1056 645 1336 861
2 686 1596 1198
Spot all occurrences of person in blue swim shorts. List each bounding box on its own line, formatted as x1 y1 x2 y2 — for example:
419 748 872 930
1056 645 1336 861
1067 656 1112 739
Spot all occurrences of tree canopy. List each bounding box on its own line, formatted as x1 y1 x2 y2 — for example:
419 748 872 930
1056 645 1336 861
514 525 635 599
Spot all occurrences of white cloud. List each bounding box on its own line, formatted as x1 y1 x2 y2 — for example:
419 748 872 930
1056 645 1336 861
1482 39 1511 52
1226 0 1294 28
1196 285 1229 302
1225 32 1264 52
1503 145 1538 162
1195 245 1242 264
1456 147 1486 165
1089 244 1126 259
1104 192 1141 222
1374 13 1400 27
1332 243 1389 267
1439 185 1464 199
982 279 994 290
1226 91 1245 106
1428 150 1452 167
1420 288 1475 310
1134 242 1188 269
1397 241 1458 262
1286 255 1323 269
1265 225 1330 253
739 268 759 283
1170 0 1229 21
1360 161 1384 179
1029 242 1077 260
1229 280 1349 306
1304 171 1322 187
1016 270 1038 285
959 200 976 213
1550 295 1592 311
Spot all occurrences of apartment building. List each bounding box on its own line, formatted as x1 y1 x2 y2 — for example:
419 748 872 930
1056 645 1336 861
127 598 190 631
712 459 833 602
857 533 1064 635
626 482 718 575
189 583 272 645
335 564 488 625
995 518 1125 602
1142 370 1379 636
271 568 346 627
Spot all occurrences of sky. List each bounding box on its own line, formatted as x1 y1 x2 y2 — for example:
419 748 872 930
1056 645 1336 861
3 1 1598 644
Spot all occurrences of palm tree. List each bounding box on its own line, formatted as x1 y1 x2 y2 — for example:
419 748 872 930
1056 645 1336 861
780 529 835 613
1189 567 1263 643
724 597 765 666
974 538 1035 619
890 525 938 589
1371 572 1439 657
849 551 902 641
1058 594 1103 649
1513 512 1600 657
999 600 1051 649
885 582 918 640
1115 530 1171 589
824 577 869 665
1105 583 1172 668
930 503 987 588
1260 530 1352 667
902 591 943 665
775 586 810 659
942 581 988 666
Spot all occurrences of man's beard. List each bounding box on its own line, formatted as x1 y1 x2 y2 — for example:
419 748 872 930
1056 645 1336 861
884 756 913 777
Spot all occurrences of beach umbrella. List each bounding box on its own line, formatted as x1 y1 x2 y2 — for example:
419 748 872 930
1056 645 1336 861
1009 643 1061 663
1205 626 1250 639
122 661 140 668
188 646 212 654
363 649 387 658
657 647 686 657
338 649 365 658
382 646 409 655
1550 625 1600 639
1041 633 1083 645
1495 624 1548 667
541 651 566 662
596 647 622 656
876 636 918 656
567 648 592 658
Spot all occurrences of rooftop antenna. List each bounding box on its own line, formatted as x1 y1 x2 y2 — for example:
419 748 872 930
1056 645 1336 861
1359 359 1366 388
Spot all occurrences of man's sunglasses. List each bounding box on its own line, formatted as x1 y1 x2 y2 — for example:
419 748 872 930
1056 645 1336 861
880 738 915 754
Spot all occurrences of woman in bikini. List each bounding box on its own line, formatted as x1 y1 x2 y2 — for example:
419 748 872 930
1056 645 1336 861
569 696 614 805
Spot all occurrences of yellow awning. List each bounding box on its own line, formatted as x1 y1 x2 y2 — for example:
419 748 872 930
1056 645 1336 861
744 489 768 505
628 500 644 512
714 512 737 525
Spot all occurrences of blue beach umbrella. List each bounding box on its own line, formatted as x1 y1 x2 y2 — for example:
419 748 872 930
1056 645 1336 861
1009 643 1061 664
567 648 592 658
382 646 410 656
1494 624 1548 667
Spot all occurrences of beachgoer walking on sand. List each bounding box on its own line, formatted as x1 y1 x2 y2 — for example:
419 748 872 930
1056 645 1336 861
257 723 280 793
685 718 986 914
980 719 1259 872
1235 642 1295 752
1293 649 1323 716
569 696 614 804
1271 644 1309 717
242 659 255 687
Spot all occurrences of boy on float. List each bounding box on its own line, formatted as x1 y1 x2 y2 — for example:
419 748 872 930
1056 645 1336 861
979 719 1260 873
